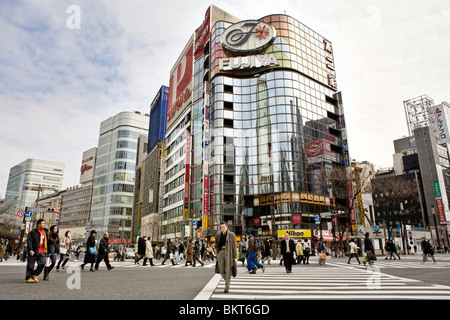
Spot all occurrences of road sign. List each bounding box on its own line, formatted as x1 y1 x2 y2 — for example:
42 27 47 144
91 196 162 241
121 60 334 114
373 225 380 232
25 211 33 218
17 210 25 218
314 216 321 224
31 208 42 212
192 220 198 228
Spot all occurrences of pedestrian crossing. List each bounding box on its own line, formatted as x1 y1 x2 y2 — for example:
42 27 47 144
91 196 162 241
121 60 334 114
207 264 450 300
113 260 216 269
332 260 449 269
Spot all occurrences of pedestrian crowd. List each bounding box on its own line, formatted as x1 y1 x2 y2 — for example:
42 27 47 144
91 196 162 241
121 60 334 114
0 219 444 285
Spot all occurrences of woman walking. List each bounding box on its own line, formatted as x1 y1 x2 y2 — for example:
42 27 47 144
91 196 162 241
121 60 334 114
347 239 361 265
80 230 97 272
143 236 155 266
295 240 304 265
364 232 376 266
56 231 72 271
185 239 194 266
193 238 204 267
238 239 247 266
303 241 310 264
44 225 60 280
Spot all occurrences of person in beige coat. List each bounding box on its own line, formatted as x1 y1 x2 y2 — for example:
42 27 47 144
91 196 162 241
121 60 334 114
143 236 154 266
215 221 237 293
295 240 304 265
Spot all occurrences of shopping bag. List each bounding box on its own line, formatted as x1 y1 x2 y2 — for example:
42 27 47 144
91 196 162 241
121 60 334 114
45 256 51 267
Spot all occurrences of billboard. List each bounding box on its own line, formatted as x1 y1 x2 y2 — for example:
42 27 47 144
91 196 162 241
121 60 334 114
194 7 210 60
167 37 194 126
428 103 450 144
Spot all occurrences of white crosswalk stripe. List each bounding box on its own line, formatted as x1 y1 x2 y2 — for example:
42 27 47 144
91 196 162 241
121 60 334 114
207 264 450 300
332 260 449 269
115 261 216 269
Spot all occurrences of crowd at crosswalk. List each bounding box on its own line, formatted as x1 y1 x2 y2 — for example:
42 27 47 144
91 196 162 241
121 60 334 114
205 260 450 300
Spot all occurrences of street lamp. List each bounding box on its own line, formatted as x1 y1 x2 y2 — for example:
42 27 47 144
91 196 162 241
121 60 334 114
430 205 441 252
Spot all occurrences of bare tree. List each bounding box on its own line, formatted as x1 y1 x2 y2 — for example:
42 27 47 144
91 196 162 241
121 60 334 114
327 163 374 256
372 174 423 227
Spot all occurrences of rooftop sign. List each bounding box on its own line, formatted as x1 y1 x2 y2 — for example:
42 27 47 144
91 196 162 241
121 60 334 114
221 20 276 54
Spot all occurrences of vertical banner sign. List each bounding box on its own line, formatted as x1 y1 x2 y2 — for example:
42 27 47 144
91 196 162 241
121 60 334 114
336 91 355 225
184 132 192 203
158 144 166 216
203 176 209 215
433 181 447 223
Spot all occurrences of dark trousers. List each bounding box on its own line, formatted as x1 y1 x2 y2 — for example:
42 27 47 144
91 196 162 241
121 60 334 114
56 254 69 269
26 253 46 279
283 252 294 272
95 253 111 269
348 253 361 264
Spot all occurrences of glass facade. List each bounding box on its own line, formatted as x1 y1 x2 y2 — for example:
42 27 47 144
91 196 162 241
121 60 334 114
205 14 348 236
4 159 64 224
90 111 149 241
160 7 350 240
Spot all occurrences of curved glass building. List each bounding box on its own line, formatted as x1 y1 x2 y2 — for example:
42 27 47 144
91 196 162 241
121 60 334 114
165 6 351 242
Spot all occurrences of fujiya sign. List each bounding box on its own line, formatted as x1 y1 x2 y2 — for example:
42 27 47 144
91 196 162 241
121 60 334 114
221 20 276 54
219 53 278 71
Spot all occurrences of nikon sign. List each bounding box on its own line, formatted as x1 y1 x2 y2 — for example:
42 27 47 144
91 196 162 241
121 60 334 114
277 229 312 238
221 20 276 54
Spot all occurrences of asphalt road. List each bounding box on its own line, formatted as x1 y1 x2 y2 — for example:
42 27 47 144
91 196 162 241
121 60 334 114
1 253 449 301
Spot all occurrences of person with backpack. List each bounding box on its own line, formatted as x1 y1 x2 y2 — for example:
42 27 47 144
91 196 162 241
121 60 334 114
247 234 265 274
421 237 437 264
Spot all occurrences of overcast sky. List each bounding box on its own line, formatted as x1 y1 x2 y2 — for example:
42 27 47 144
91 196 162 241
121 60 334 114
1 0 449 198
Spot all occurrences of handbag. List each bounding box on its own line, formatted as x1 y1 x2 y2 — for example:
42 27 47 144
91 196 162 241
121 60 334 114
89 246 97 255
60 245 67 255
367 251 377 261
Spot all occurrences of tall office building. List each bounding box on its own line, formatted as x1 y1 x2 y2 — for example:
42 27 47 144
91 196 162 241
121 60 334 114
148 86 169 152
3 159 64 225
59 147 97 242
89 111 149 241
162 5 351 242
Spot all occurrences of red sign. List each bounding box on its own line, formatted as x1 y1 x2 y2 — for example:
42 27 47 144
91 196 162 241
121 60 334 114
194 7 210 60
80 164 93 175
109 239 130 244
17 210 25 218
253 217 261 227
168 42 194 123
203 175 209 214
184 133 191 202
292 214 302 224
436 198 447 223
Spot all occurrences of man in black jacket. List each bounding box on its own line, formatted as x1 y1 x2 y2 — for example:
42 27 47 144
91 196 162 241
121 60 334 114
280 232 296 273
26 219 48 283
94 232 114 271
421 237 437 263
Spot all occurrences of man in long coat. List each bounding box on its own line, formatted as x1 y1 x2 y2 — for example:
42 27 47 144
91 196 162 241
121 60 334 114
215 221 237 293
